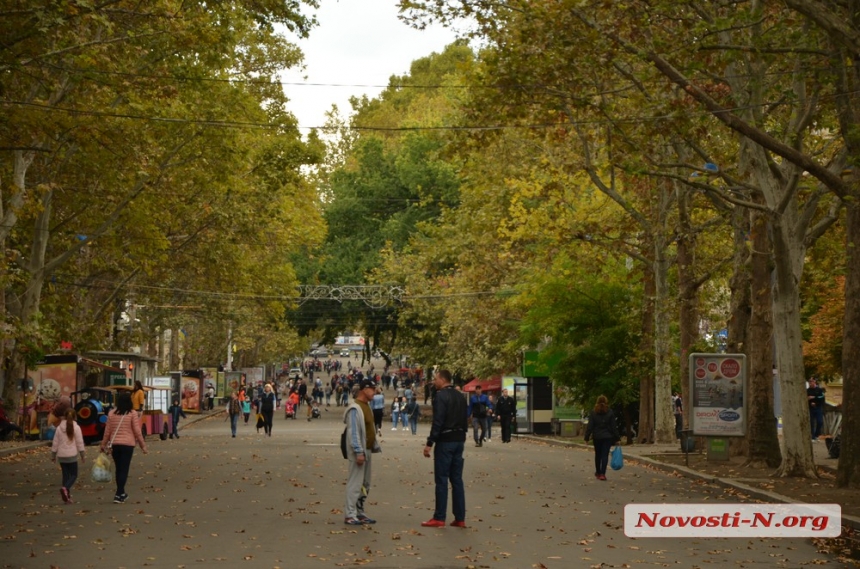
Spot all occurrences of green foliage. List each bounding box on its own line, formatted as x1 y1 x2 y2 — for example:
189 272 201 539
515 255 641 406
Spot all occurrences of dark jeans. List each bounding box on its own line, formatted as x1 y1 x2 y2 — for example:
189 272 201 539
111 445 135 495
230 413 239 436
471 417 486 443
433 441 466 522
593 438 612 476
262 410 274 434
60 461 79 491
500 417 513 442
373 408 383 432
810 407 824 439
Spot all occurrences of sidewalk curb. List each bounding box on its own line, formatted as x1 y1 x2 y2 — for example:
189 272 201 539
0 411 223 458
523 435 860 532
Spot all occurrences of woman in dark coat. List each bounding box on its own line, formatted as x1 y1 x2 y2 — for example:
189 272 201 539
584 395 620 480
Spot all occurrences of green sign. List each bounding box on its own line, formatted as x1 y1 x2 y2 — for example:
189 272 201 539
105 371 126 386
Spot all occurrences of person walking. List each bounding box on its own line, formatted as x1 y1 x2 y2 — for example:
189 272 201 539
51 409 86 504
404 397 420 435
205 384 215 411
168 398 187 439
370 387 385 435
422 369 468 528
227 392 241 437
343 378 382 526
391 397 402 431
241 397 251 426
672 392 683 440
260 383 276 437
583 395 620 481
467 386 492 447
100 391 147 504
495 389 516 443
485 395 495 441
808 378 826 441
131 380 146 417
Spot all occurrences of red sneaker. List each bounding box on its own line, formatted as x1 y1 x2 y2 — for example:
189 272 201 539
421 518 446 528
450 520 467 528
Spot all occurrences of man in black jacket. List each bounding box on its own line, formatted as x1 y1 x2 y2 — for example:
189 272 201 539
495 389 516 443
422 369 468 528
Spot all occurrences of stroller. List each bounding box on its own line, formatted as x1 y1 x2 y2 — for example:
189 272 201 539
284 401 296 419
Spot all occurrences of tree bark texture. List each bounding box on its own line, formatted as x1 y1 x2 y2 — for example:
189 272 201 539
837 197 860 487
653 228 675 444
745 205 781 468
637 261 656 444
770 216 818 478
726 206 752 355
676 189 698 429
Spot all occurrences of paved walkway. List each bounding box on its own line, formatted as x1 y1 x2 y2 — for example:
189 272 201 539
0 407 849 568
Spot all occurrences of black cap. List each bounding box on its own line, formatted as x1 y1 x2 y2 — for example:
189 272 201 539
359 378 377 390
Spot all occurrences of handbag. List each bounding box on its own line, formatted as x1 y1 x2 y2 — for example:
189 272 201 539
610 445 624 471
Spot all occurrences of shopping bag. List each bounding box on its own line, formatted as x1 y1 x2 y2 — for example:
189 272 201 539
91 452 114 483
610 445 623 471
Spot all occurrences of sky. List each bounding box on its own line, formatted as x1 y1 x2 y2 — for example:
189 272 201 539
280 0 459 131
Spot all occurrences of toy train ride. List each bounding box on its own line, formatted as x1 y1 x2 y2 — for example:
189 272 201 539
71 386 171 444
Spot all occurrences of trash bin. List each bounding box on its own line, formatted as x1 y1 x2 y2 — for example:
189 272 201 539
680 429 695 452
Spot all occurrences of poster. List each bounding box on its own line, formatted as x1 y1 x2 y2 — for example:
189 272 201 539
225 371 245 395
216 371 226 399
180 375 201 413
201 367 217 395
240 367 265 386
689 353 746 436
28 361 77 415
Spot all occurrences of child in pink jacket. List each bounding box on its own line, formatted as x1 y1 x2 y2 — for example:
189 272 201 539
51 409 86 504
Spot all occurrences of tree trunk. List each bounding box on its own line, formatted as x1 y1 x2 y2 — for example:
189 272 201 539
677 189 698 423
653 228 675 444
744 204 781 468
169 328 180 371
837 197 860 487
771 219 817 478
637 261 656 444
726 206 751 354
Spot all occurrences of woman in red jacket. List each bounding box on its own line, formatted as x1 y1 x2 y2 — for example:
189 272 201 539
100 392 147 504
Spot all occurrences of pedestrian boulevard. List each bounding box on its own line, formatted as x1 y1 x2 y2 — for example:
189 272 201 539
0 409 843 568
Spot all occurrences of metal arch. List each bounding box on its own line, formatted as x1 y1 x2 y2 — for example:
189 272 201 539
297 285 404 308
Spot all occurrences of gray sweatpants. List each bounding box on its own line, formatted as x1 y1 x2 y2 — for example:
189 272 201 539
344 450 372 519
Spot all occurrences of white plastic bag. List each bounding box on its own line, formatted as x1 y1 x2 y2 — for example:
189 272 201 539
91 452 114 483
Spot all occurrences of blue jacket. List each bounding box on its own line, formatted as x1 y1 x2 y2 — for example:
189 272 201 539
168 404 187 425
468 394 493 418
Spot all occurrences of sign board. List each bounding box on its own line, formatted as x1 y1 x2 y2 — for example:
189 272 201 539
689 353 746 436
148 376 172 389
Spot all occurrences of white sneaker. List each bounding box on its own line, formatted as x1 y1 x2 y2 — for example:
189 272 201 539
391 427 397 431
402 428 408 431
